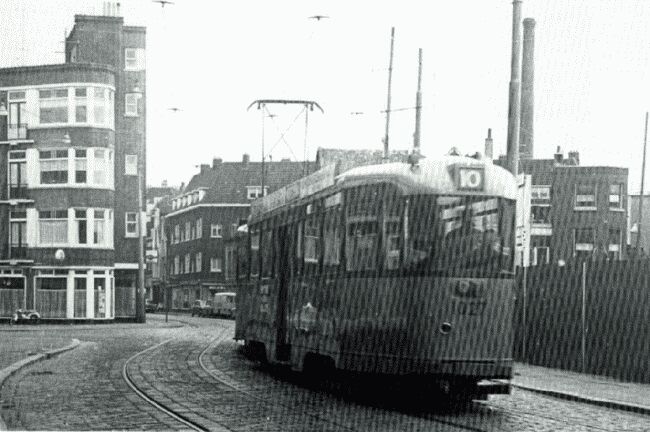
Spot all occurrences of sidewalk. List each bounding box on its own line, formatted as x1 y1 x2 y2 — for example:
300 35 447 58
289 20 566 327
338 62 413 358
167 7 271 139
512 363 650 414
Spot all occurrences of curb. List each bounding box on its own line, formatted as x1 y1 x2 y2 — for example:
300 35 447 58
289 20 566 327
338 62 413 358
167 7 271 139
0 338 81 431
512 383 650 416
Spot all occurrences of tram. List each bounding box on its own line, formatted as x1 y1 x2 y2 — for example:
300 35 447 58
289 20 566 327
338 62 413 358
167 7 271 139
234 153 517 398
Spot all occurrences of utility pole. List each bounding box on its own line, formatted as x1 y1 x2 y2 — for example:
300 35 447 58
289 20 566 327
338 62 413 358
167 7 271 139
636 112 649 252
383 27 395 159
413 48 423 154
506 0 523 175
135 167 146 323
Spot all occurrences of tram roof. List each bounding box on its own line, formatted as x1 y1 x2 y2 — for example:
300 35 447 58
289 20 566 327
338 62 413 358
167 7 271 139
337 155 517 199
250 155 517 219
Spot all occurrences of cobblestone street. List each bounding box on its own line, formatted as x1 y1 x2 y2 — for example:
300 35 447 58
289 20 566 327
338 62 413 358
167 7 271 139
1 316 649 431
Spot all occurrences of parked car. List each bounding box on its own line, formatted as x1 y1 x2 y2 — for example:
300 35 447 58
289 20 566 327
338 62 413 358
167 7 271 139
191 300 213 317
212 292 236 318
145 301 162 313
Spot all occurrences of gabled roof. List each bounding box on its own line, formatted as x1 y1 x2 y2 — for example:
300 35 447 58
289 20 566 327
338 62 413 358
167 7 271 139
181 159 315 205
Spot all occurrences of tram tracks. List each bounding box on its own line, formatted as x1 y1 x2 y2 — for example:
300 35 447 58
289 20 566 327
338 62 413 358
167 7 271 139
122 338 210 432
121 324 643 432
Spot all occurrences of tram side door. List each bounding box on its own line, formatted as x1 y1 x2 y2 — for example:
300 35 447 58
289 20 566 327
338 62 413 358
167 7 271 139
275 225 290 361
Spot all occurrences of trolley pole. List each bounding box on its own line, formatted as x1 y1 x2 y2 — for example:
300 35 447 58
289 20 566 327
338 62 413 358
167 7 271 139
383 27 395 159
413 48 423 155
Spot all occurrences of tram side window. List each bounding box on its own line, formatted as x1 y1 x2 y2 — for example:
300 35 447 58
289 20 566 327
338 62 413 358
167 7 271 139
293 221 303 275
304 206 321 275
261 227 273 278
250 230 260 278
345 185 380 272
383 188 402 271
323 208 342 271
237 242 249 280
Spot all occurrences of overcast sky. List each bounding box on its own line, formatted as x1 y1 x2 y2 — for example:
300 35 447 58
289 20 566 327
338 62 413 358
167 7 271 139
1 0 650 192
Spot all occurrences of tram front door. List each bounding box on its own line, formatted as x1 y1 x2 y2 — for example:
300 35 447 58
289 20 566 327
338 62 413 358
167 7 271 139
275 225 290 361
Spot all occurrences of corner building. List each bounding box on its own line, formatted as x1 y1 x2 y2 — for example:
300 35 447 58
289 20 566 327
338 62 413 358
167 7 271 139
0 15 145 320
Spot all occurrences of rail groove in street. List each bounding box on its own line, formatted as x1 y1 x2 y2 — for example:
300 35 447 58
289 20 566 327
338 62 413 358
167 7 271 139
122 338 210 432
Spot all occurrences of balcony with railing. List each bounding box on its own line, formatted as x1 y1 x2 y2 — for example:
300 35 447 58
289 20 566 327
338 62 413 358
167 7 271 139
9 183 29 200
9 246 28 259
7 123 28 140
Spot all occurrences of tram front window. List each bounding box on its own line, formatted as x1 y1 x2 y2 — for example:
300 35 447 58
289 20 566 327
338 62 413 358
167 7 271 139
404 195 514 276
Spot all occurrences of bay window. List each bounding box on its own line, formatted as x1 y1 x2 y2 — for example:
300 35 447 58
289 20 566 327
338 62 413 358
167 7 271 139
75 87 87 123
39 210 68 245
40 150 68 184
93 210 105 244
75 149 87 183
39 88 68 123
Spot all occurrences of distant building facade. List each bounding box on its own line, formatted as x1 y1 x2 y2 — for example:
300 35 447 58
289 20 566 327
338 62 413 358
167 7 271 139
0 14 146 320
163 155 312 309
497 148 628 265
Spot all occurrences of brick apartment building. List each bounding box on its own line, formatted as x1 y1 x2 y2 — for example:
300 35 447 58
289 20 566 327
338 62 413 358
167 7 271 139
0 13 146 320
498 148 628 266
163 155 312 309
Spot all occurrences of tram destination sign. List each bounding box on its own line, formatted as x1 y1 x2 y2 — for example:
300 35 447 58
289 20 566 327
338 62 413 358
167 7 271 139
455 166 485 191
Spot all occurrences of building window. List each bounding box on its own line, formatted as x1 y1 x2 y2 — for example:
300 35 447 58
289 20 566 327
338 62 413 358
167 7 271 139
39 88 68 123
575 184 596 209
125 93 141 117
174 225 180 244
210 257 222 273
75 87 87 123
247 186 268 199
39 210 68 245
75 209 87 244
196 218 202 238
125 48 146 70
184 254 191 274
574 228 594 260
531 206 551 224
531 185 551 205
125 154 138 175
94 87 106 124
9 211 27 258
8 152 27 199
40 150 68 184
75 149 87 183
93 210 105 245
125 212 138 237
609 184 623 209
93 149 108 185
608 228 621 260
211 224 222 238
185 222 191 241
174 256 180 275
195 252 202 273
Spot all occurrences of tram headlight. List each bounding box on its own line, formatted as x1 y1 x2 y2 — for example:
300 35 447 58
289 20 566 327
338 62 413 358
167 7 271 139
439 322 452 334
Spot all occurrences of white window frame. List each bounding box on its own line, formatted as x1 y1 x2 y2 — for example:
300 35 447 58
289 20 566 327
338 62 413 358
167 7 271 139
195 252 202 273
211 224 223 238
196 218 202 239
125 48 146 71
609 184 623 210
125 212 138 238
125 154 138 176
125 93 141 117
184 254 191 274
575 184 597 210
210 257 222 273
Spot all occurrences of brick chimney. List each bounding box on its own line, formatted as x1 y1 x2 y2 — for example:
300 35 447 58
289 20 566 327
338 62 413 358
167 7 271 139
484 128 494 159
242 153 250 164
568 151 580 165
554 146 563 163
200 164 209 173
212 157 222 168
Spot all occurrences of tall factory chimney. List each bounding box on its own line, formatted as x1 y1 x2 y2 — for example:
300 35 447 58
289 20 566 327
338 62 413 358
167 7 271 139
506 0 523 175
485 128 494 159
519 18 536 160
